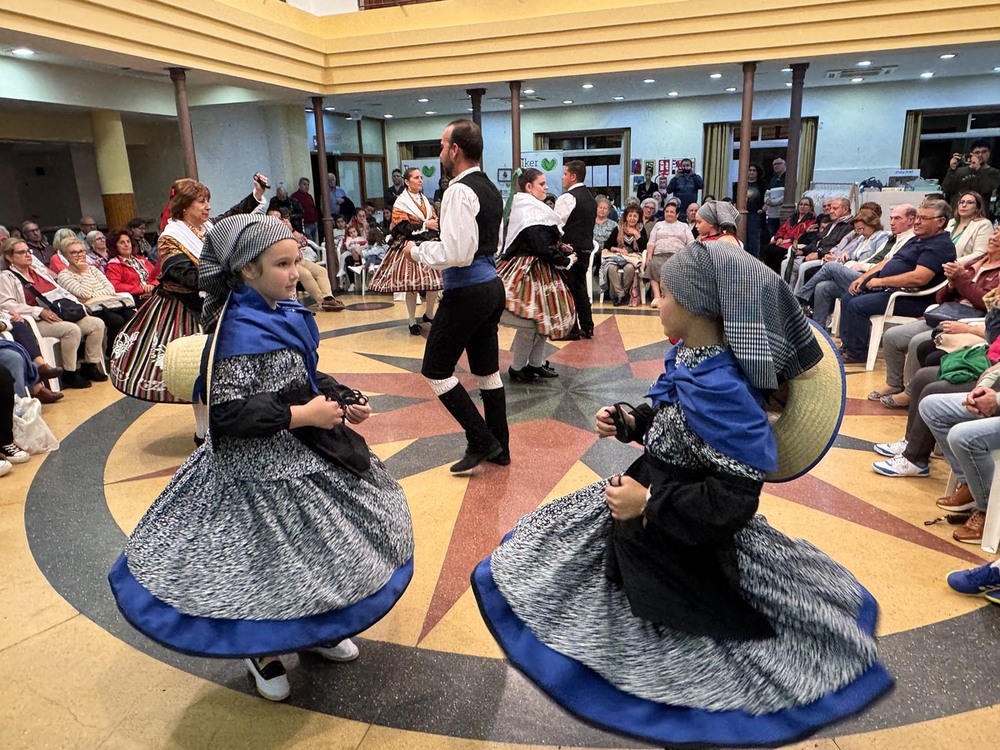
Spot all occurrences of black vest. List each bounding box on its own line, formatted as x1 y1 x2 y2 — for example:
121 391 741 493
454 169 502 259
562 185 597 253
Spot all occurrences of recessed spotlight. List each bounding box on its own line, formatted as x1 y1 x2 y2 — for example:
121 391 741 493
643 78 655 84
781 67 792 73
424 110 436 115
582 83 594 89
305 108 313 113
851 77 864 83
562 100 573 104
857 60 872 67
939 53 956 60
667 91 679 97
383 114 393 119
467 107 473 112
324 107 336 111
523 89 535 94
612 95 625 101
417 98 429 103
709 73 722 79
994 66 1000 72
920 71 934 79
785 82 793 87
725 86 737 92
518 103 524 109
11 47 35 56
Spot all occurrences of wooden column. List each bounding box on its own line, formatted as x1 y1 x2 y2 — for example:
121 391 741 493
312 96 339 287
168 68 198 180
735 62 757 244
782 63 810 219
89 109 137 230
509 81 521 173
466 88 485 127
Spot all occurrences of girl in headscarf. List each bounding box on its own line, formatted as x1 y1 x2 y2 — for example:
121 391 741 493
498 168 576 382
109 215 414 703
368 167 443 334
472 237 892 747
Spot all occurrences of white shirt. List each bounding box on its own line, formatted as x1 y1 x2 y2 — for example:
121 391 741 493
554 182 584 227
411 166 502 269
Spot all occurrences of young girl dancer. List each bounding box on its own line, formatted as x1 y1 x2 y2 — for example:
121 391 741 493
473 238 892 747
109 214 414 702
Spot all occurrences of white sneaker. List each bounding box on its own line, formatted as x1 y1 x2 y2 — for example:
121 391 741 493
308 638 359 662
1 443 30 464
244 657 290 701
873 438 907 457
347 284 356 293
872 454 929 478
0 459 11 477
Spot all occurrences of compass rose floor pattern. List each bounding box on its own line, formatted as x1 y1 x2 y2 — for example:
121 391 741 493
2 297 998 750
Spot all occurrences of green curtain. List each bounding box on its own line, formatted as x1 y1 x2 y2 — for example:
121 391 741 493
796 117 817 194
900 110 922 169
703 122 732 202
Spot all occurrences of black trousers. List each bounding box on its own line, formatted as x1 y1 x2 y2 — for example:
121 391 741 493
564 255 594 334
421 278 505 380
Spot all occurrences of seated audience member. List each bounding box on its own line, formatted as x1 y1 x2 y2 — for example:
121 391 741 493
644 203 694 307
47 229 80 274
943 141 1000 212
85 230 109 271
266 208 342 312
21 221 56 268
949 191 993 264
919 376 1000 544
685 202 700 238
0 366 31 477
592 197 617 249
837 199 956 364
872 225 1000 406
0 309 63 403
543 195 556 210
0 237 107 388
760 197 816 274
601 205 646 307
784 197 854 287
640 198 658 236
128 217 157 266
57 239 136 357
76 216 98 242
104 229 158 303
339 224 368 292
365 226 389 271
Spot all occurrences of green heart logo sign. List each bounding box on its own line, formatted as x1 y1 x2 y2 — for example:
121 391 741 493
421 166 436 177
541 158 558 171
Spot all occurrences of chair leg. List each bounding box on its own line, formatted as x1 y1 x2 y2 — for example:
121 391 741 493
830 299 841 337
866 315 885 371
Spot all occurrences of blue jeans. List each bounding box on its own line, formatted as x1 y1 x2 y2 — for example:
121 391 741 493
838 290 931 359
0 348 29 397
797 263 860 327
920 392 1000 511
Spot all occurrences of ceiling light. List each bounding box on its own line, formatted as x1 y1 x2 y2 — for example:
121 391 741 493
305 108 313 113
612 95 625 101
643 78 655 84
781 67 792 73
523 89 535 94
667 91 679 97
939 53 956 60
920 71 934 79
851 77 864 83
467 107 473 112
424 110 436 115
582 83 594 89
518 104 524 109
994 66 1000 72
709 73 722 79
857 60 872 67
562 100 573 104
324 107 335 111
383 114 393 119
785 82 793 87
417 98 429 103
725 86 737 92
11 47 35 56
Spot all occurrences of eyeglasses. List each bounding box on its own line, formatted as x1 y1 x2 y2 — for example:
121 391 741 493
24 227 40 234
11 249 31 256
80 222 97 228
915 214 945 222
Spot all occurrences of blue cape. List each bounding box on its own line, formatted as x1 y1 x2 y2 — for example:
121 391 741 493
645 345 777 473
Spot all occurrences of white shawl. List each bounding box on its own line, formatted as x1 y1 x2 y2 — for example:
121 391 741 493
160 218 212 258
504 192 561 251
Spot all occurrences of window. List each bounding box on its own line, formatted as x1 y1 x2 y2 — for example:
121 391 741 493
536 129 629 205
912 108 1000 184
309 115 388 207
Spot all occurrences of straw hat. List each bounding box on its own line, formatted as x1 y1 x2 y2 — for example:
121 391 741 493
163 333 212 403
764 321 846 483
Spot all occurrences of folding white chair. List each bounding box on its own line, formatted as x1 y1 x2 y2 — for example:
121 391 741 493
865 281 948 371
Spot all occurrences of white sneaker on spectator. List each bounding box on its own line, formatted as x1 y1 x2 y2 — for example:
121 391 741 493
347 284 356 293
308 638 359 662
1 443 30 464
873 438 907 457
872 455 929 477
0 459 11 477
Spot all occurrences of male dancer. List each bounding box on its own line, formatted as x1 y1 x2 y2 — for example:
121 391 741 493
403 120 509 474
554 160 597 339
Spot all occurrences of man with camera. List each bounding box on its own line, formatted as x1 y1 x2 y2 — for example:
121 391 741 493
943 140 1000 213
665 159 703 211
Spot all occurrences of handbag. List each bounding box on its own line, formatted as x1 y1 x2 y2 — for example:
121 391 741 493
923 301 978 328
13 396 60 454
11 271 87 323
86 294 135 312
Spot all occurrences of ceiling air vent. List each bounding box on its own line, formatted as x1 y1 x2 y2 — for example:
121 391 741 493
825 65 897 80
488 95 549 103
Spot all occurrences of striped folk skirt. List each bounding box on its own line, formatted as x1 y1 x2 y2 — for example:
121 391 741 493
109 294 200 403
368 238 444 293
497 255 576 340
